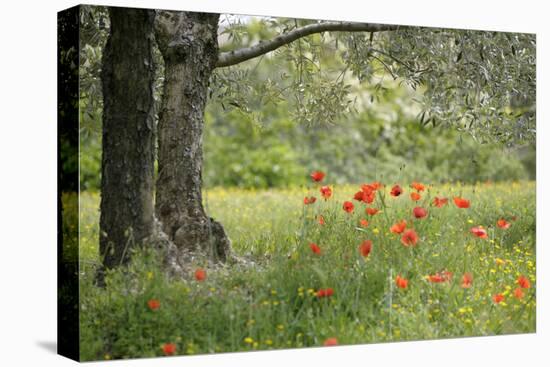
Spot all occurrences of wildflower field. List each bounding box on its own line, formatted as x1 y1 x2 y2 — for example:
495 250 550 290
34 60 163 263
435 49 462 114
77 178 536 360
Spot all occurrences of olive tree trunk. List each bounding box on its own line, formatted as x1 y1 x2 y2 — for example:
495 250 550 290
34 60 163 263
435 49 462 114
99 8 157 269
154 11 231 261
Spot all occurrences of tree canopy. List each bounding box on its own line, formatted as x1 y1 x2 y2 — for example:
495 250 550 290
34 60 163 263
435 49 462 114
78 6 536 151
214 16 535 145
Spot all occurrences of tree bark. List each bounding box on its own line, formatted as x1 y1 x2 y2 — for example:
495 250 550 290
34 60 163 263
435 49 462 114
99 8 157 270
154 11 231 261
217 22 399 67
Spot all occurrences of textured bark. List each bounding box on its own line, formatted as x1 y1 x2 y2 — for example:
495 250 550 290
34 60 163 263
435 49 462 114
99 8 157 270
154 11 231 261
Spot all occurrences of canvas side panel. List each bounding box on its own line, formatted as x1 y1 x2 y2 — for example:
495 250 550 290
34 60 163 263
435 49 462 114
57 5 80 362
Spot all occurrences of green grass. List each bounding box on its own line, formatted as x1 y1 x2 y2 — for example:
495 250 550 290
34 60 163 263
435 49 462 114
75 181 536 361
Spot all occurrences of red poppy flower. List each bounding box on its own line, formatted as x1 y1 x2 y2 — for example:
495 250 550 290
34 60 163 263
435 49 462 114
366 207 379 216
401 229 419 247
310 171 325 182
316 288 334 298
162 343 177 356
470 226 488 239
343 201 354 213
433 197 448 208
195 268 207 281
361 184 375 195
453 197 470 208
395 275 408 289
304 196 317 205
320 186 332 200
363 190 376 204
411 182 426 192
318 215 325 225
413 207 428 219
363 183 375 192
497 219 511 229
390 220 407 234
359 240 372 258
390 185 403 197
355 187 375 204
359 219 369 228
410 192 421 201
147 299 160 311
461 273 473 289
368 181 383 190
309 242 322 255
354 190 365 201
492 293 505 304
323 337 338 346
513 288 525 299
361 184 374 193
427 271 452 283
427 274 444 283
517 275 531 289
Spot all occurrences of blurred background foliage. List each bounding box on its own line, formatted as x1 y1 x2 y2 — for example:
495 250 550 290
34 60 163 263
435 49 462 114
77 9 535 191
202 89 534 189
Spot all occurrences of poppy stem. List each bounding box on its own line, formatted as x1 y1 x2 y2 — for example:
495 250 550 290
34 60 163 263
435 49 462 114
388 267 393 339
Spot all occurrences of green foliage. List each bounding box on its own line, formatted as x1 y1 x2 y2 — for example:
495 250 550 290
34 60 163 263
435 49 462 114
203 86 531 189
78 6 107 191
214 18 360 126
61 193 79 262
203 109 306 189
373 28 536 145
215 18 536 145
79 5 108 133
314 109 530 184
78 69 103 192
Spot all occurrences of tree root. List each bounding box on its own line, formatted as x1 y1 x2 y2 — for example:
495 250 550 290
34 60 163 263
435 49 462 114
148 215 254 280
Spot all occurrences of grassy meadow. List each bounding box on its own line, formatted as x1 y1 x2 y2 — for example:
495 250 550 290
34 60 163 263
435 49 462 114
76 180 536 360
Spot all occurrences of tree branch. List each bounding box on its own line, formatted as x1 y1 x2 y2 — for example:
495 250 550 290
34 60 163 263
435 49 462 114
217 22 399 68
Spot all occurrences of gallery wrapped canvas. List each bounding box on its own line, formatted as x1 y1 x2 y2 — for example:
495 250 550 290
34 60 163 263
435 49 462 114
58 4 536 362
